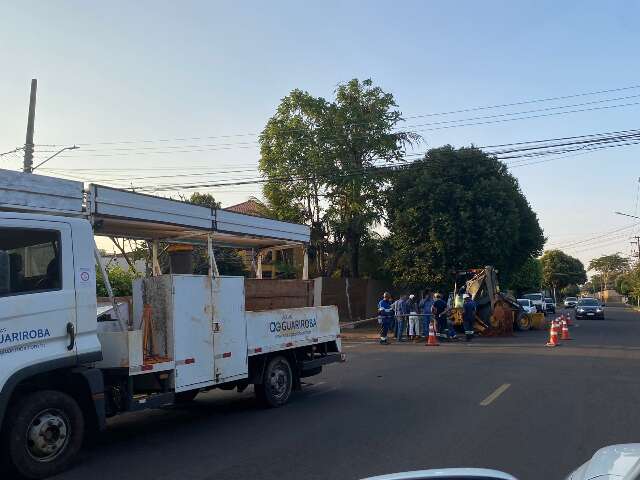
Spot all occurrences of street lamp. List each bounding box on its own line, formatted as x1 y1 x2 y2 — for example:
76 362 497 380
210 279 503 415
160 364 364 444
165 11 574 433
31 145 79 172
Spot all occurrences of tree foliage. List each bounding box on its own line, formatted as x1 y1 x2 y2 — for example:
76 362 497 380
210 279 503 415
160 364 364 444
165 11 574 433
508 257 542 295
259 78 418 277
385 146 545 290
588 253 630 290
188 192 220 209
616 265 640 301
96 265 139 297
187 192 247 276
540 249 587 292
561 284 580 297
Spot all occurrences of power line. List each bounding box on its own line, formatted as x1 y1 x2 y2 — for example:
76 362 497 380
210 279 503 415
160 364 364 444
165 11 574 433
71 131 639 191
0 147 23 157
84 130 640 187
40 96 640 161
548 224 640 249
36 93 640 157
36 82 640 150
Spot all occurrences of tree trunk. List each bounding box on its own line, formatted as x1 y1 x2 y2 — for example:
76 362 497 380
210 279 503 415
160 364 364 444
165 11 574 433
347 231 360 278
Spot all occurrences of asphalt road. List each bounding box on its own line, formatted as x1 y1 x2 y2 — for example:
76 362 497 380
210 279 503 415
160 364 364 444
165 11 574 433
54 306 640 480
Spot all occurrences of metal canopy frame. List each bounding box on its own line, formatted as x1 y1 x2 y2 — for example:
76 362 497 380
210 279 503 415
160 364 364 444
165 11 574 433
0 170 310 250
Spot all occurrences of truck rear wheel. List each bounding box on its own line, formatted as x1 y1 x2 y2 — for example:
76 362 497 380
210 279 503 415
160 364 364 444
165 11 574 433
255 356 293 408
4 390 84 480
515 312 531 331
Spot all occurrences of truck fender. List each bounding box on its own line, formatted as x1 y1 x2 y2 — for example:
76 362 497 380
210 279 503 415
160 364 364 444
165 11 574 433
70 367 106 432
0 352 101 432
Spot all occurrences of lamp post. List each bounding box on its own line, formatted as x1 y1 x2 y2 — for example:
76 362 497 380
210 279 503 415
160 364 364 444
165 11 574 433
30 145 79 172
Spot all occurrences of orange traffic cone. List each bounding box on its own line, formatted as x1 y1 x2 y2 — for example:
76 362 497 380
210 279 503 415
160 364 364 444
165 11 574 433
426 320 439 346
561 318 572 340
546 319 560 347
564 313 573 326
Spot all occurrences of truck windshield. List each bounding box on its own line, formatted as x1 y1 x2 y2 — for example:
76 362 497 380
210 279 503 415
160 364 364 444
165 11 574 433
0 228 61 296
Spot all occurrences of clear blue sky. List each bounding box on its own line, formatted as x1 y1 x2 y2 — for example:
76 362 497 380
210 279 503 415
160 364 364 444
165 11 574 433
1 0 639 268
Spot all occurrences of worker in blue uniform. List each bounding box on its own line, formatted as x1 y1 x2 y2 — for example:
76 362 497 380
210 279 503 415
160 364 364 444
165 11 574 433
377 292 394 344
462 293 477 341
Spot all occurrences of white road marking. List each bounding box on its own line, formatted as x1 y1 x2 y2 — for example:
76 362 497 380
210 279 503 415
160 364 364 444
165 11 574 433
479 383 511 406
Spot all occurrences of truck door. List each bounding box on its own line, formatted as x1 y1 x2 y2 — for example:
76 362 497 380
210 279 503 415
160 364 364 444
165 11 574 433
212 276 248 383
0 221 77 379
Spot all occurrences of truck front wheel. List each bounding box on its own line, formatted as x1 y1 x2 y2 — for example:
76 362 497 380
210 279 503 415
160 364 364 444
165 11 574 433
4 390 84 479
255 356 293 408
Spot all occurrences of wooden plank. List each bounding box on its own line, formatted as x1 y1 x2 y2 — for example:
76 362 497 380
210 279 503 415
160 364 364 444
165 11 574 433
245 279 312 298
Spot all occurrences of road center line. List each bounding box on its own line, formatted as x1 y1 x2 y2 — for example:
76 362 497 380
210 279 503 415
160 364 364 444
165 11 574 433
479 383 511 406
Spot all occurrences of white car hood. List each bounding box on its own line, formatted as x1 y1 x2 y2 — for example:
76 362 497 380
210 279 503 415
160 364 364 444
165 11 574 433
567 444 640 479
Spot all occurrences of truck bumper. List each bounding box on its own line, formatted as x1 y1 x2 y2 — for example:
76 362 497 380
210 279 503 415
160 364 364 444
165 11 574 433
299 353 345 373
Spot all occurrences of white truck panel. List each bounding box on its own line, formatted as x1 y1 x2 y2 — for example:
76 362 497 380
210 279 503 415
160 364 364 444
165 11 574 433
95 330 143 369
0 169 83 214
246 306 341 355
171 276 216 391
211 276 248 382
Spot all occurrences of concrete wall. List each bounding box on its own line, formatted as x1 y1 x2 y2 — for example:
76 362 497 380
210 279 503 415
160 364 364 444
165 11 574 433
594 289 624 303
313 277 395 321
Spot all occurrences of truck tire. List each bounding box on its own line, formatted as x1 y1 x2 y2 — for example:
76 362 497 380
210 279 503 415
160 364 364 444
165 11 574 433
4 390 84 480
255 356 293 408
515 312 531 331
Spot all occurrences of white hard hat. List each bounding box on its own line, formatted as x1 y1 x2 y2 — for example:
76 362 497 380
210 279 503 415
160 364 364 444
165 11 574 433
463 293 470 299
409 294 415 299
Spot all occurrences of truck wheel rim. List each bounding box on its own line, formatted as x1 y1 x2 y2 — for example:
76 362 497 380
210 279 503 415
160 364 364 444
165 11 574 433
25 409 70 462
268 362 289 399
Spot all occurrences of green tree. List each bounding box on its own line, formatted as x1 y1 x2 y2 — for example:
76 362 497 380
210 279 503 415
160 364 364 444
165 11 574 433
188 192 220 209
508 257 542 295
385 146 545 290
588 253 630 292
96 265 140 297
260 78 418 277
540 249 587 298
561 284 580 297
187 192 247 276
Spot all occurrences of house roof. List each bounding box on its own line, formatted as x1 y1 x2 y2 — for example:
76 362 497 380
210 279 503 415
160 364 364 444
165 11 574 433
224 197 265 216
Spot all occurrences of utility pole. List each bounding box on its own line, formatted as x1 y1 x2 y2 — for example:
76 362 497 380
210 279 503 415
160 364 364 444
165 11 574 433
631 236 640 261
23 79 37 173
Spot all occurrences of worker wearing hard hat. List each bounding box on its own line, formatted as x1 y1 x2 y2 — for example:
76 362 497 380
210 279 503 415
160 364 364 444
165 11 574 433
431 293 448 340
377 292 394 344
462 293 477 341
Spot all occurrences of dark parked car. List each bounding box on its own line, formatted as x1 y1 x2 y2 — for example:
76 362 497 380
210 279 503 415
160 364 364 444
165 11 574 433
544 297 555 314
575 298 605 319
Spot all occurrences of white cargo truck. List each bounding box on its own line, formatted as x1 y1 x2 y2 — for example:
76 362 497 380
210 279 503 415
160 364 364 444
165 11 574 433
0 169 343 479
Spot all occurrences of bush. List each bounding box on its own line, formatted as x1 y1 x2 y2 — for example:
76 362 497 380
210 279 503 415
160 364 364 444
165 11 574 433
96 265 140 297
